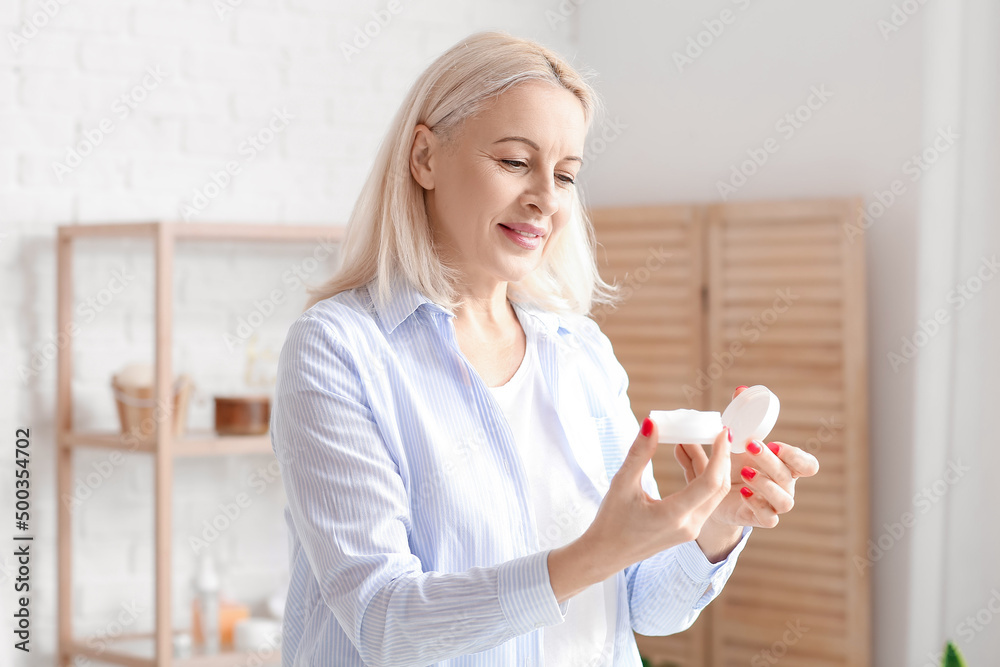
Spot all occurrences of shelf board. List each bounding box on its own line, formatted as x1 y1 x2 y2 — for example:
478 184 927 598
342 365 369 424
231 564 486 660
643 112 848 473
65 635 281 667
61 430 274 457
57 221 343 243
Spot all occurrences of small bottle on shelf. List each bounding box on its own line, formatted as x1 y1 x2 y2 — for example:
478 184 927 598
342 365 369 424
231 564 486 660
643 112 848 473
192 553 220 654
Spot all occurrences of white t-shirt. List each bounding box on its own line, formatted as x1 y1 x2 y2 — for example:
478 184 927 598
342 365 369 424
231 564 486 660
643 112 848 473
488 325 617 667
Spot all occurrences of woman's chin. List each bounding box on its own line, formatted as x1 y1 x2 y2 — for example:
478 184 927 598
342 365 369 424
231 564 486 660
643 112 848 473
494 259 542 285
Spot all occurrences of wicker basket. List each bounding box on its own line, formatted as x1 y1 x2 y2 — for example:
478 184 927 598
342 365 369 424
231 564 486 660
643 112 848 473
111 373 193 439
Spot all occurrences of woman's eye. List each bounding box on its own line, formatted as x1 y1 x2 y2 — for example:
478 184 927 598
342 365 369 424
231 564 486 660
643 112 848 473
501 159 575 186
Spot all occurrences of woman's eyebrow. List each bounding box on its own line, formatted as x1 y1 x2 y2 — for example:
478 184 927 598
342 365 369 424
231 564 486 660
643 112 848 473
492 136 583 164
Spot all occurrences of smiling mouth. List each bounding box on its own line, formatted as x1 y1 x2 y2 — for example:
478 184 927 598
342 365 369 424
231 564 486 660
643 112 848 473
499 224 542 239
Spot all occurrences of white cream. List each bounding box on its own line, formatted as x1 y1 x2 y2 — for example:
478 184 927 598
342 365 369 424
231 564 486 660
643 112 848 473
648 409 723 445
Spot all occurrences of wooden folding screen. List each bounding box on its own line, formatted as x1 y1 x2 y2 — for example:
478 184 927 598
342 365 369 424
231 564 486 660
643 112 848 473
590 198 870 667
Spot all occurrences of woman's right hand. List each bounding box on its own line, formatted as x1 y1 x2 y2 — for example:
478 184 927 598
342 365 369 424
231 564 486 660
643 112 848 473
546 417 732 604
585 417 732 573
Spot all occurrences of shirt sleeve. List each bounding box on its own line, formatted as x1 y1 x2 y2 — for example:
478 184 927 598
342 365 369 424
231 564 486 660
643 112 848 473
624 524 753 636
589 318 754 636
271 314 569 667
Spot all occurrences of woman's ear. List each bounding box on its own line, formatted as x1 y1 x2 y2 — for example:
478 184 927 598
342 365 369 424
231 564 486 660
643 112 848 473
409 124 437 190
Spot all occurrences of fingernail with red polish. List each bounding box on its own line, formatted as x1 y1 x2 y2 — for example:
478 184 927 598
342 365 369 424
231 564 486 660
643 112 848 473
741 466 757 480
727 427 733 443
767 442 781 455
740 487 754 498
641 417 654 437
746 440 762 455
735 385 748 393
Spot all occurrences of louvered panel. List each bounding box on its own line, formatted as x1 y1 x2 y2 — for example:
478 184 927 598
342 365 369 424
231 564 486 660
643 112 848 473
721 612 847 655
614 346 700 364
722 244 842 266
722 284 844 303
725 263 843 285
706 199 869 667
721 606 848 644
590 204 707 666
723 303 844 325
719 650 845 667
732 344 844 369
736 546 846 576
587 199 868 667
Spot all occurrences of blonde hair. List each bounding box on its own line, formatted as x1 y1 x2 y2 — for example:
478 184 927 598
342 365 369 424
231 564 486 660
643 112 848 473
305 30 622 317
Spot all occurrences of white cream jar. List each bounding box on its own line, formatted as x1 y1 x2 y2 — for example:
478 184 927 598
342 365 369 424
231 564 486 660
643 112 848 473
649 385 780 454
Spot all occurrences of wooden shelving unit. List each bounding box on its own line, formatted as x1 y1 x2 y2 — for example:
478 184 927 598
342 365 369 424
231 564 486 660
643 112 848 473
56 222 344 667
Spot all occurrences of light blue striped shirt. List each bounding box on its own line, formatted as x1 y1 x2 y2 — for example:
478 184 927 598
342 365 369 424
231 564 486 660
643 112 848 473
271 274 752 667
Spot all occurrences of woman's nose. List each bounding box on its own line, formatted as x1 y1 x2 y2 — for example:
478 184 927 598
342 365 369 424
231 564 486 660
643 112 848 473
521 174 560 217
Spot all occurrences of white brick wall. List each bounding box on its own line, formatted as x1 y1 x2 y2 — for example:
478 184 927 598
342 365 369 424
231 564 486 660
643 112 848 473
0 0 576 664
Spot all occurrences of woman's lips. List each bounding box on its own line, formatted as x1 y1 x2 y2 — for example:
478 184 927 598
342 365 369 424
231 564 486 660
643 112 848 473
499 224 542 249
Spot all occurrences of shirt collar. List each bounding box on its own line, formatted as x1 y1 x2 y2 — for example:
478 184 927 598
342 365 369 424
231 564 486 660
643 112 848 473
366 274 574 340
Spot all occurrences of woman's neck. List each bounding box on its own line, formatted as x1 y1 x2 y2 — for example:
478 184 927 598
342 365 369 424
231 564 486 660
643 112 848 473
452 280 519 341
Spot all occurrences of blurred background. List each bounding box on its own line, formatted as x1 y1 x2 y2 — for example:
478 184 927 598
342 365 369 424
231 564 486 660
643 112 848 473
1 0 998 665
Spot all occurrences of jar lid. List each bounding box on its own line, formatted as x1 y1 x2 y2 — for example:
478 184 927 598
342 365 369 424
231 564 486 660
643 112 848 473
721 385 780 454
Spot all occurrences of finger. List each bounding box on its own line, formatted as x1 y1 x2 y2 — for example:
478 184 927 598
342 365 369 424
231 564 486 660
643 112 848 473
671 426 732 516
679 441 709 476
745 439 795 490
732 385 749 401
739 485 780 528
673 443 697 485
765 441 820 478
618 416 658 486
739 466 795 514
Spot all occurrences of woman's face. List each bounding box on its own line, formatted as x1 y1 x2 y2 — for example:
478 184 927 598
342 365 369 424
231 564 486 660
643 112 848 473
410 80 587 292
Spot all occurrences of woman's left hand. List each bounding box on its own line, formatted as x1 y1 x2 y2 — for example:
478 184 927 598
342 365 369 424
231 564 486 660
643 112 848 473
673 386 820 529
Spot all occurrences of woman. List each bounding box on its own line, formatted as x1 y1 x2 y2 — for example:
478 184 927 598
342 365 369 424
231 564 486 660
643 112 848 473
271 31 818 667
